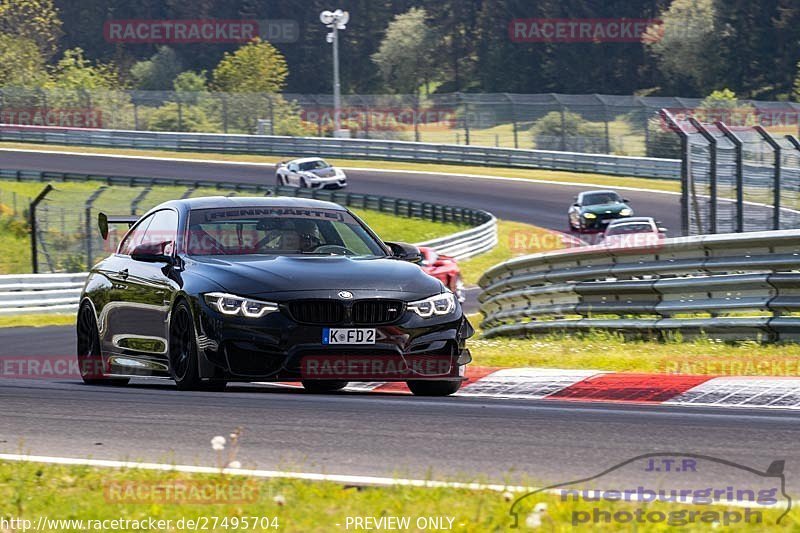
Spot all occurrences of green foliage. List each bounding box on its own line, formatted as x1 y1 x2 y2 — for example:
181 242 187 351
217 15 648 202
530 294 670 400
212 39 288 94
130 47 183 91
530 111 612 153
46 48 119 90
644 0 724 94
148 102 217 133
371 7 437 95
0 0 62 60
174 71 207 93
0 35 48 87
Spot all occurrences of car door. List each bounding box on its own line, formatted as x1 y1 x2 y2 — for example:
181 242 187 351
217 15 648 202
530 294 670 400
287 162 300 185
105 209 179 375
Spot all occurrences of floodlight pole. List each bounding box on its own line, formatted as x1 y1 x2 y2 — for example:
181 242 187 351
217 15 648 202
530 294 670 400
332 25 341 133
321 10 349 136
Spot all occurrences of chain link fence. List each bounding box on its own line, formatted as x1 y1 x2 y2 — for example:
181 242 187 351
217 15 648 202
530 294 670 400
3 88 800 157
663 111 800 236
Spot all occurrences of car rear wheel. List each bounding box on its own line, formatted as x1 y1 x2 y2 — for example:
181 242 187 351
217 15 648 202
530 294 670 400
169 300 226 391
302 380 348 393
76 303 129 386
407 380 461 396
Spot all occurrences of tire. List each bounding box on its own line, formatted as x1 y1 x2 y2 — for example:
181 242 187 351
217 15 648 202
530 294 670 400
169 299 226 391
76 303 129 386
406 380 461 397
301 380 348 393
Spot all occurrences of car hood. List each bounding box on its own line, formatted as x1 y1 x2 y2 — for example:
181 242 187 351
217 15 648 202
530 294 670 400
582 202 629 214
187 255 443 300
304 167 337 178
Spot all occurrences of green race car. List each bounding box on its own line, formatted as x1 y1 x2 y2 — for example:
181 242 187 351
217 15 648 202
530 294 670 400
568 190 633 232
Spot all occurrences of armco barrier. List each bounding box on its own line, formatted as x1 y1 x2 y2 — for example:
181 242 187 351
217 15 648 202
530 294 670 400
478 230 800 342
0 124 681 179
0 273 86 315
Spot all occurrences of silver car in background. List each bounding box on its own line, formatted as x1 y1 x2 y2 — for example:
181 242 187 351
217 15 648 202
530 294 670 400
276 157 348 189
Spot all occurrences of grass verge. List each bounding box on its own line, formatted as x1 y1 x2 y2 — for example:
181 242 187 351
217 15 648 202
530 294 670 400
0 461 790 532
0 141 681 193
0 314 75 328
467 323 800 377
459 220 565 285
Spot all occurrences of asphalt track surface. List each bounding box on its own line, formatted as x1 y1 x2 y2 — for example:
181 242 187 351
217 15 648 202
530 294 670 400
0 148 683 233
2 149 794 493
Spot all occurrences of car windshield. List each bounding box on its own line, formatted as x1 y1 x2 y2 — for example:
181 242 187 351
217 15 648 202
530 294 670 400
299 160 330 171
186 206 387 257
606 223 653 236
583 192 622 205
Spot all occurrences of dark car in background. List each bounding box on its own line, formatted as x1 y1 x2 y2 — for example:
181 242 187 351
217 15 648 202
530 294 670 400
77 197 473 396
568 190 633 232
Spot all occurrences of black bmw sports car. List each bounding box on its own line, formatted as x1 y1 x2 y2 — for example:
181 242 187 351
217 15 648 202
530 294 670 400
77 196 473 396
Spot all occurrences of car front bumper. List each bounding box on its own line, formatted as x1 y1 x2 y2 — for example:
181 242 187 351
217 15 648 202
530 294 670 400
192 299 473 382
581 213 631 230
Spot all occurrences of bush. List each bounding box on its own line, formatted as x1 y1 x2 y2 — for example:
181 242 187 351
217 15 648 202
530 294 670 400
530 111 613 153
148 102 218 132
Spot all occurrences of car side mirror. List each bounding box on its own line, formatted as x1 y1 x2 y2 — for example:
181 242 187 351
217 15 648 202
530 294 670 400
385 241 422 263
131 241 174 264
573 203 580 208
623 198 631 203
658 227 668 233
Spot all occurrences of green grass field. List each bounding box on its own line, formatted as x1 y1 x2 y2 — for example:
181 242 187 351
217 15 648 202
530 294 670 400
0 460 791 532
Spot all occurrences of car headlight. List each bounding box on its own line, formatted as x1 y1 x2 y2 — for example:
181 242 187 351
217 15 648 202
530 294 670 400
408 292 456 318
619 208 633 216
204 292 278 318
583 212 597 219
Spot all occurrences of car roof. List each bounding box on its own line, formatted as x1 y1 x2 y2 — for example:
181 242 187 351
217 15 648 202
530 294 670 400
580 189 619 196
607 217 655 226
157 195 347 212
289 157 327 164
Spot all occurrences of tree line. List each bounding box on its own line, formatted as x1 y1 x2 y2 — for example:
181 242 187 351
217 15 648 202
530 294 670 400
2 0 799 100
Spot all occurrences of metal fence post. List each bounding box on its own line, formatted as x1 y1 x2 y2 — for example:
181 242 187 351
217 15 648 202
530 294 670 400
689 118 717 234
462 95 470 146
29 184 54 274
716 122 744 233
84 187 107 269
754 126 781 230
661 110 691 235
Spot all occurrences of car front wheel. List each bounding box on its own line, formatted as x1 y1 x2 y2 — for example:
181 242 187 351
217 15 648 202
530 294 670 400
407 380 461 396
169 300 226 391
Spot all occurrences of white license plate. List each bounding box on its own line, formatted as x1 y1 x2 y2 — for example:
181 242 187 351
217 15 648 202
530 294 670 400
323 328 376 345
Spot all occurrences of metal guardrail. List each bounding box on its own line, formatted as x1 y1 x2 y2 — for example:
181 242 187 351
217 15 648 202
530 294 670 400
0 273 86 315
0 124 681 179
1 170 497 314
478 230 800 342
